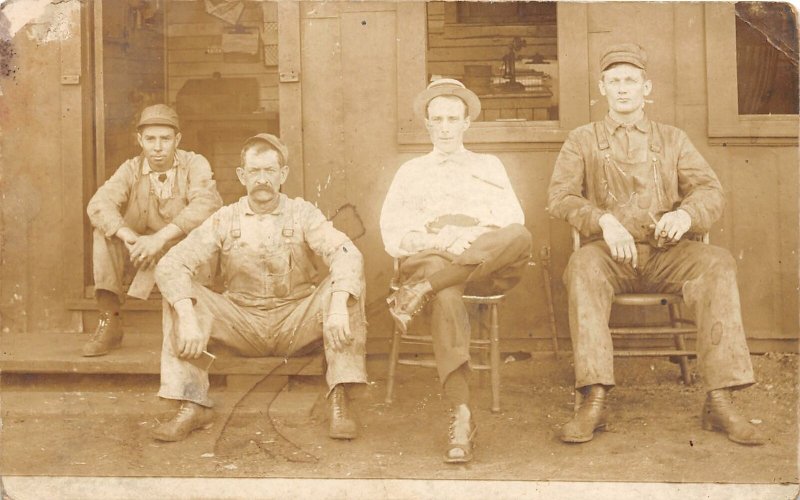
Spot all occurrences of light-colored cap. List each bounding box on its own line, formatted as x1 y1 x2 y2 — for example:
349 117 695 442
600 43 648 71
413 78 481 120
243 133 289 165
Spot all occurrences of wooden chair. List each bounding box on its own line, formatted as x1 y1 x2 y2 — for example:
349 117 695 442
570 227 706 392
384 259 505 413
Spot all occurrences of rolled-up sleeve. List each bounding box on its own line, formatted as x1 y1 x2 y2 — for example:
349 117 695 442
87 160 137 237
156 207 228 305
170 153 223 235
547 131 607 236
299 201 364 298
675 131 725 233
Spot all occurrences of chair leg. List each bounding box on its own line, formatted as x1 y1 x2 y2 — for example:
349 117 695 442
489 303 501 413
476 303 488 388
669 303 692 385
385 323 402 404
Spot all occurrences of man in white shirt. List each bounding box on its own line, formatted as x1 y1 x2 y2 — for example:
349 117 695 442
380 79 532 463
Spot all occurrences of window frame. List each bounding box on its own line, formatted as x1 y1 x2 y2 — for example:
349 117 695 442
705 3 798 142
395 2 590 148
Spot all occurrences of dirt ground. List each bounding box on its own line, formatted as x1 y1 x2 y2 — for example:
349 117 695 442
1 352 797 487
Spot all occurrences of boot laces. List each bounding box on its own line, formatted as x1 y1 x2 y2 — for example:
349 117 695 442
89 313 112 341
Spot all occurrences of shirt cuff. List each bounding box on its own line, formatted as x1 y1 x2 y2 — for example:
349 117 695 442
104 219 125 239
330 279 361 300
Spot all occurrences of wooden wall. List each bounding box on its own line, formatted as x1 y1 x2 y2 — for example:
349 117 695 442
100 3 165 178
166 0 281 204
296 1 798 352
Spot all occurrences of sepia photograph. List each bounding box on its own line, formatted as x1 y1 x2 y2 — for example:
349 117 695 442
0 0 797 498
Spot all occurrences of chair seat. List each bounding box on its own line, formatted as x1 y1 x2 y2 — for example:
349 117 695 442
613 293 683 306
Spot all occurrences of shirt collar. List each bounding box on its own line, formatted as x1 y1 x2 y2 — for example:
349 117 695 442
239 193 286 216
429 145 470 165
142 154 179 175
604 114 650 134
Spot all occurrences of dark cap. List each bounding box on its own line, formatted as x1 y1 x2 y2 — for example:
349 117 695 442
137 104 180 131
243 133 289 165
413 78 481 121
600 43 648 71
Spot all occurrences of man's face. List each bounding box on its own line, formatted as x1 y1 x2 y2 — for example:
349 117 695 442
425 96 470 154
137 125 181 171
237 148 288 205
598 64 652 116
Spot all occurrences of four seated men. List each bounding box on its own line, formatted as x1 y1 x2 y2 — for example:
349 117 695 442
84 46 766 451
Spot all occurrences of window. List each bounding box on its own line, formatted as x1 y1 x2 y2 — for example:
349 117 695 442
705 3 798 140
735 2 798 115
426 2 558 122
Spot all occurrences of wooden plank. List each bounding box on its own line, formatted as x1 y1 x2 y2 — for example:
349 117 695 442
428 45 557 62
429 36 559 49
278 1 303 198
168 61 277 77
168 35 221 50
0 333 322 376
442 24 557 39
168 21 261 37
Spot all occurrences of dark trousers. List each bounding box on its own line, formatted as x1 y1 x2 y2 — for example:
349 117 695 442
398 224 532 383
564 239 755 391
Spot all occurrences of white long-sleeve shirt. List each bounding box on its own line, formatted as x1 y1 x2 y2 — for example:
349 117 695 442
380 147 525 258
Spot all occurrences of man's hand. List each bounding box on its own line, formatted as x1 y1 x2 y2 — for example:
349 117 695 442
655 209 692 244
324 291 354 352
432 225 463 252
173 299 207 359
116 227 139 246
129 233 168 269
445 226 492 256
599 213 638 268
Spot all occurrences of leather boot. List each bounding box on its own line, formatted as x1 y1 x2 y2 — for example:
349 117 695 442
81 312 123 357
386 281 433 334
702 389 765 445
560 384 609 443
329 384 357 439
151 401 214 442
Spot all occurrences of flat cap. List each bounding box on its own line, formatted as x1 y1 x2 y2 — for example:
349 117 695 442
243 133 289 165
137 104 180 131
413 78 481 121
600 43 648 71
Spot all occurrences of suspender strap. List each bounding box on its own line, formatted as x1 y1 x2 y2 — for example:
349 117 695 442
594 121 610 151
230 203 241 239
648 122 662 153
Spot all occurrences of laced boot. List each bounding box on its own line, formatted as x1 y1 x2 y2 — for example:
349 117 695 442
560 385 609 443
81 311 123 357
702 389 765 445
444 404 476 463
329 384 358 439
386 281 433 333
151 401 214 442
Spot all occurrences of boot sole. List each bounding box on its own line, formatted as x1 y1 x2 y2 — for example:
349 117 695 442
560 423 607 443
701 419 765 446
152 422 214 442
81 341 123 357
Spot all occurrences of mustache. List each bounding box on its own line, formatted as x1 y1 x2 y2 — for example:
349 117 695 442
251 183 275 193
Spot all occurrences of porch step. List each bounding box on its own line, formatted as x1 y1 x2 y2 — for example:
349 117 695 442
0 333 323 377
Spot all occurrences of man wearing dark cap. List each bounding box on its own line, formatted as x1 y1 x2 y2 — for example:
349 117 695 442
152 133 368 442
547 43 764 445
84 104 222 357
380 79 532 463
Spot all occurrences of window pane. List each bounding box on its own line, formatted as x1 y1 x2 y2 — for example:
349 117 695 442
426 1 558 122
735 2 799 115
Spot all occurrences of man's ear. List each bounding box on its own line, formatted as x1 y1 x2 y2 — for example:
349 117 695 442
598 79 607 96
236 167 246 186
643 79 653 97
463 116 471 131
279 165 289 185
175 132 182 148
136 132 144 149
